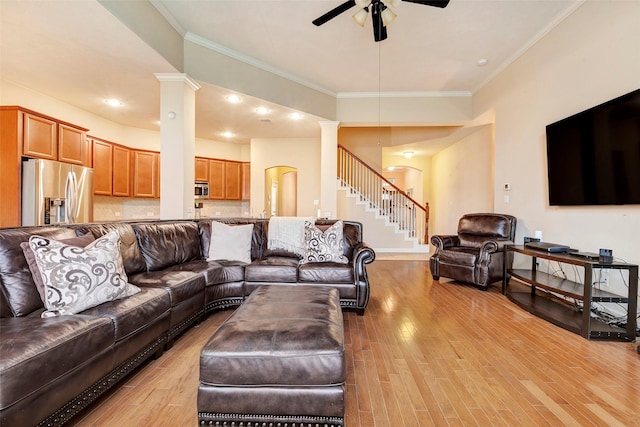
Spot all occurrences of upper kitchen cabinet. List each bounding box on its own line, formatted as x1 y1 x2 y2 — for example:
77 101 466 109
208 159 225 199
242 162 250 200
91 138 113 195
58 123 90 166
133 150 160 198
195 157 209 182
206 159 247 200
225 161 242 200
22 112 57 160
91 140 159 198
0 107 23 227
13 107 90 165
112 145 131 197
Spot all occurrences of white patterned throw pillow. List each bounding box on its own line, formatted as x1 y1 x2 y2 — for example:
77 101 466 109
300 220 349 264
28 230 140 317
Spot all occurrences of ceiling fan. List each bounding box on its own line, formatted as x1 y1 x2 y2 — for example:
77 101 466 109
312 0 450 42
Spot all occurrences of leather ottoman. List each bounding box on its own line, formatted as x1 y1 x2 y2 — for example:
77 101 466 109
198 285 345 426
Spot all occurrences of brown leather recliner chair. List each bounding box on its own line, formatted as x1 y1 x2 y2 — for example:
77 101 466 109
429 213 517 290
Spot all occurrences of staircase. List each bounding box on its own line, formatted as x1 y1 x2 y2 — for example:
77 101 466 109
336 145 430 253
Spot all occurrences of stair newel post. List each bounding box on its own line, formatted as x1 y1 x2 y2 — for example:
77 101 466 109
424 202 430 244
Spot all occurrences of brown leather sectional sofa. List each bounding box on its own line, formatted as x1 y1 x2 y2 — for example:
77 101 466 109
0 218 375 427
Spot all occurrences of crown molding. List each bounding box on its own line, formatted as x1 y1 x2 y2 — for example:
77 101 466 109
336 91 472 99
149 0 186 36
154 73 201 91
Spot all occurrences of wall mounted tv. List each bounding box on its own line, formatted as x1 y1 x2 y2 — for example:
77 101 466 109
546 88 640 206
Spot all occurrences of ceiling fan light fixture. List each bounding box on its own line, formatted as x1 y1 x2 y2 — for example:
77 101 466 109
403 151 414 159
313 0 450 42
371 1 387 42
352 8 369 27
381 6 397 26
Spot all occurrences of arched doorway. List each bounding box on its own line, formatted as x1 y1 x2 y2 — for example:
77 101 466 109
265 166 297 217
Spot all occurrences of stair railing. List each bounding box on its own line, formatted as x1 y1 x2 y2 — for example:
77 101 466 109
337 145 429 244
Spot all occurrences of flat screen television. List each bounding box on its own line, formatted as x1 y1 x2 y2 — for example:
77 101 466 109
546 88 640 206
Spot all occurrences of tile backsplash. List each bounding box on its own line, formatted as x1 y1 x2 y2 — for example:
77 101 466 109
94 196 251 221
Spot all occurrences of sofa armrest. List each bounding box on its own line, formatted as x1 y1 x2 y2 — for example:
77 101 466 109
430 235 460 250
351 242 376 312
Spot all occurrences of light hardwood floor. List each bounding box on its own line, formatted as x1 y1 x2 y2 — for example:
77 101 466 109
71 260 639 426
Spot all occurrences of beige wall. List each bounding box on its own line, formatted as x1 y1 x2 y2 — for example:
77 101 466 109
430 125 494 235
473 1 640 296
337 93 472 124
382 153 432 205
250 138 321 218
338 127 385 171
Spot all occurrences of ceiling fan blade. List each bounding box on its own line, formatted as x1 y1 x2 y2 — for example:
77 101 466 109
312 0 357 26
402 0 451 8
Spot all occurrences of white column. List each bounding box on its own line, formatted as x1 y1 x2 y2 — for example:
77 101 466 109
155 73 201 220
319 121 340 219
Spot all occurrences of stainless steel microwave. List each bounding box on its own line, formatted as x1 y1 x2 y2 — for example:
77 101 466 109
195 181 209 199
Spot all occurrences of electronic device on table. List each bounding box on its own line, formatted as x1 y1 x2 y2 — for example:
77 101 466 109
570 251 600 260
524 241 571 253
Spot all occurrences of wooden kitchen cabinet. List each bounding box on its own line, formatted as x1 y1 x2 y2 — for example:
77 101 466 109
242 162 250 200
207 159 247 200
112 145 131 197
195 157 209 182
22 112 57 160
0 106 89 227
133 150 159 198
0 107 22 227
92 138 113 195
58 123 90 166
208 159 225 199
225 161 242 200
20 109 89 165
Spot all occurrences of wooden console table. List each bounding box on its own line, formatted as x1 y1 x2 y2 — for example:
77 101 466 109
503 245 638 341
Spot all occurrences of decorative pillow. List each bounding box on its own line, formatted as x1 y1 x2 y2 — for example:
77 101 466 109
208 221 254 264
27 230 140 317
300 220 348 264
21 232 96 302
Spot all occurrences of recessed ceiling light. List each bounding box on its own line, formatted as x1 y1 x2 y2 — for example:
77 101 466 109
289 112 303 120
477 58 488 67
222 131 234 138
105 99 123 107
255 107 270 115
388 166 395 171
226 94 241 104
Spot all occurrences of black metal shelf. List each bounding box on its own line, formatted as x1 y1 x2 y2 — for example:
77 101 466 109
504 246 638 342
509 269 629 303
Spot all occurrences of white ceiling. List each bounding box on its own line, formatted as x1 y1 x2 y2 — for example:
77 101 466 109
0 0 582 148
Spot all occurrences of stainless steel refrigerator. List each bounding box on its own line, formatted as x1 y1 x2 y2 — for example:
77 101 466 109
21 158 94 226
